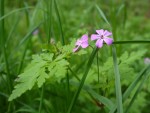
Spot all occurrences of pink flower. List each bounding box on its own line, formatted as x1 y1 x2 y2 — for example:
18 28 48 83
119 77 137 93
91 29 113 48
73 34 89 52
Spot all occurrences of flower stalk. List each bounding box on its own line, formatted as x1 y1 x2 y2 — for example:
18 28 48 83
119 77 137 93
67 47 98 113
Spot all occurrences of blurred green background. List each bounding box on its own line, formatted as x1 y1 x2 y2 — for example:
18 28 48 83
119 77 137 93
0 0 150 113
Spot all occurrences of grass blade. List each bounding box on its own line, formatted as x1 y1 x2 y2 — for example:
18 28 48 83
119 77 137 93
0 0 5 49
38 85 44 113
125 65 150 113
96 4 110 25
19 1 43 46
0 0 12 93
69 68 115 110
123 64 150 100
112 45 123 113
18 21 43 46
109 64 150 113
86 88 115 110
0 7 33 21
0 0 14 112
45 0 53 44
67 48 98 113
54 0 65 45
5 17 19 47
116 4 125 16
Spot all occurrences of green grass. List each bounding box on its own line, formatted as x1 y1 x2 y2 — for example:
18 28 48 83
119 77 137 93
112 45 123 113
0 0 150 113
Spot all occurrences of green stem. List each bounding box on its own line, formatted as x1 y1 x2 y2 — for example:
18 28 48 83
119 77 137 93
5 46 14 113
68 60 116 111
3 46 11 93
67 47 98 113
39 85 44 113
68 66 80 81
17 26 30 74
113 40 150 44
66 71 70 111
0 0 12 92
97 52 100 83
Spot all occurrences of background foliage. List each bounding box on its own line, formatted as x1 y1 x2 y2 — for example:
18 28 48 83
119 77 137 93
0 0 150 113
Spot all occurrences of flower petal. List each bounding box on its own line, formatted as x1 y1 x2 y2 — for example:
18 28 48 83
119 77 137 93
73 46 80 52
103 37 113 45
91 34 99 40
96 29 104 35
81 34 88 41
103 30 112 37
96 39 103 48
75 39 81 45
81 42 88 48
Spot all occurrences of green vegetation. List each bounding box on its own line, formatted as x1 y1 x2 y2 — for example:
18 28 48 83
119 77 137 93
0 0 150 113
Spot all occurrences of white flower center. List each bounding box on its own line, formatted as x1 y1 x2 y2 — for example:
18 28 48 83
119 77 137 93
78 40 82 45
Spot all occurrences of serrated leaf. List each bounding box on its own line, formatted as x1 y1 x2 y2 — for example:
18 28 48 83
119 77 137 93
87 50 147 93
120 50 147 64
9 62 45 101
48 58 69 82
37 67 49 87
9 52 69 101
62 39 76 53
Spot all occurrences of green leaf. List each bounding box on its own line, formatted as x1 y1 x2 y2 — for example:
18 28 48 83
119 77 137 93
9 52 69 101
120 50 147 65
98 50 147 83
50 59 69 81
37 68 49 87
75 49 87 55
109 64 150 113
112 45 123 113
62 39 76 53
67 47 98 113
0 7 33 21
54 0 65 45
96 4 110 25
123 64 150 101
86 88 115 110
125 65 150 113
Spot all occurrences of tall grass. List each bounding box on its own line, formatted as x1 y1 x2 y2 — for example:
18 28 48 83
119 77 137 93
0 0 150 113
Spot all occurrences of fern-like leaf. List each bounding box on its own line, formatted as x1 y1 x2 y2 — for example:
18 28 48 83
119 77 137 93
9 52 69 101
